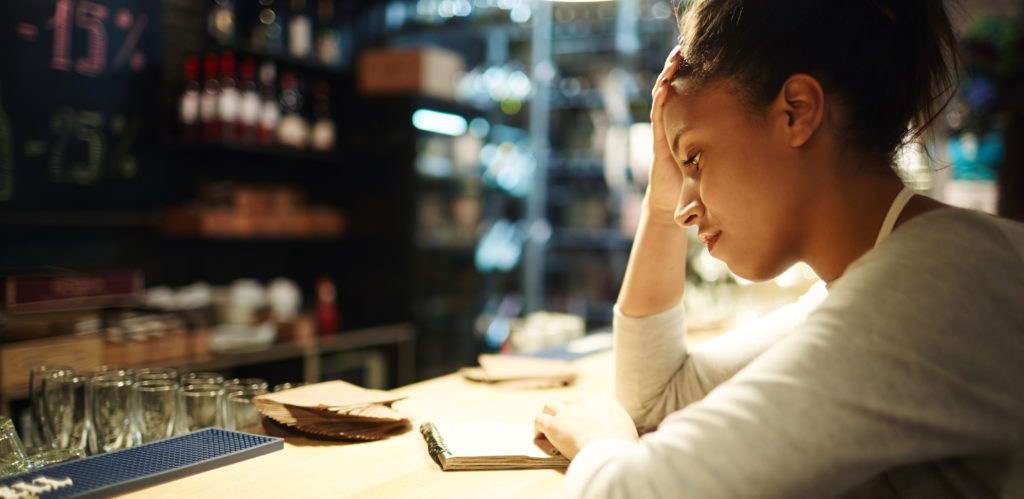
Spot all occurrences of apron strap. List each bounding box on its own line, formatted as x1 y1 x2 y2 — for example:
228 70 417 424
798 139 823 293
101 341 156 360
874 186 915 247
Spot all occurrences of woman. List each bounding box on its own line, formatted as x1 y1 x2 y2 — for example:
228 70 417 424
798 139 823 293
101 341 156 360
533 1 1024 497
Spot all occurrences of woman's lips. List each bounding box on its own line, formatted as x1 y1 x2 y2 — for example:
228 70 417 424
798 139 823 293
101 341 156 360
700 231 721 252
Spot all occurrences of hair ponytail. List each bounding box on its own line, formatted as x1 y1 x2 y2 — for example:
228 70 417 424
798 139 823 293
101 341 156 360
886 0 960 145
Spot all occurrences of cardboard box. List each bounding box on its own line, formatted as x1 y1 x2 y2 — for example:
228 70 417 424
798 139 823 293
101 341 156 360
358 47 465 101
3 271 142 314
0 334 104 391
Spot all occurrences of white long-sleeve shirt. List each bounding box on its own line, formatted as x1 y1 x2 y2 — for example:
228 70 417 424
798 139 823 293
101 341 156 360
566 208 1024 498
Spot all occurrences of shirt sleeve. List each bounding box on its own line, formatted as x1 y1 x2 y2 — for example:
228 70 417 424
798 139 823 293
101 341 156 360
575 210 1024 498
614 281 826 432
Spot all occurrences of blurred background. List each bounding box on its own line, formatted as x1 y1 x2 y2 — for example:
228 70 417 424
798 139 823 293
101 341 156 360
0 0 1021 417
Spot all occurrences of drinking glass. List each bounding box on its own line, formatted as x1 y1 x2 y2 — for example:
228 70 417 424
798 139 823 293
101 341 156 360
64 375 91 454
39 372 90 453
0 415 29 478
28 365 73 450
89 373 136 454
224 386 268 433
41 369 76 450
1 415 83 477
91 366 135 378
273 382 307 392
134 379 178 443
136 367 179 382
182 372 224 386
225 378 269 393
177 383 223 434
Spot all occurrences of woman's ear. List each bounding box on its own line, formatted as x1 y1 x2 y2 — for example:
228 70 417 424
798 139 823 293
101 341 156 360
775 74 825 148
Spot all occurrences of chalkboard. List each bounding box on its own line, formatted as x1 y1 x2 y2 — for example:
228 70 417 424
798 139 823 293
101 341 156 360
0 0 163 210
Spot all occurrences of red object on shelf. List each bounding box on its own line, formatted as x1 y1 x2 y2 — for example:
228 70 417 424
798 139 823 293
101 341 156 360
315 276 340 336
258 61 279 146
238 57 260 144
201 53 222 143
181 55 201 143
219 52 240 143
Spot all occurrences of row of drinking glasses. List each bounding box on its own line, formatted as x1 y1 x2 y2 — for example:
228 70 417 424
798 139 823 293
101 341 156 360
27 365 271 458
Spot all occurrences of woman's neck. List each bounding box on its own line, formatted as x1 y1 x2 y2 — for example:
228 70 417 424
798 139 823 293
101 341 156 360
801 172 943 283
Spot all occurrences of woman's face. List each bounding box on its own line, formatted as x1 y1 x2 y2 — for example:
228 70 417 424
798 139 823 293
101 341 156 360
661 81 811 281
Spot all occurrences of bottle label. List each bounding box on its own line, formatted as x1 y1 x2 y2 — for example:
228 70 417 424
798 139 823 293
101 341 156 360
219 87 240 122
289 17 312 58
180 90 200 124
311 120 335 151
240 92 261 125
260 101 280 128
200 91 218 123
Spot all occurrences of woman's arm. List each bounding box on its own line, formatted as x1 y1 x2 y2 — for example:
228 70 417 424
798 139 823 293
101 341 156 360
609 47 690 429
615 282 825 431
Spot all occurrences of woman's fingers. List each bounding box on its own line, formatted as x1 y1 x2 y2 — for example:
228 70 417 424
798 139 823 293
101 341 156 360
651 52 683 123
535 399 575 437
651 45 683 99
534 413 551 438
541 399 570 415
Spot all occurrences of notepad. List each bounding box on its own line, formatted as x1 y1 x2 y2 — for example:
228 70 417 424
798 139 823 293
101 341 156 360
420 421 570 471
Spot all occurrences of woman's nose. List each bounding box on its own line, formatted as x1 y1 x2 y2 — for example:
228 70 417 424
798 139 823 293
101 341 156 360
674 179 703 228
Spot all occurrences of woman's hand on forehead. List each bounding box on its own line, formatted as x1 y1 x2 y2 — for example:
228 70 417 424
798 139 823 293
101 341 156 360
645 44 687 220
652 45 683 100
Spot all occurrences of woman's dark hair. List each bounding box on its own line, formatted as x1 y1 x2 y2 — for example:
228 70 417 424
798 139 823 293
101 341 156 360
673 0 960 163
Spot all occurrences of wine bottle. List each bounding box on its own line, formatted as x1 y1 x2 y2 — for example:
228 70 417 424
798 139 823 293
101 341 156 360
237 57 260 144
200 53 221 143
180 55 201 144
288 0 313 59
258 61 280 145
219 52 240 143
310 80 335 151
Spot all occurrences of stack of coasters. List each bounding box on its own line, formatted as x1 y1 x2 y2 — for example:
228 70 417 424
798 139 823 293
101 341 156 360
459 354 577 388
253 381 409 441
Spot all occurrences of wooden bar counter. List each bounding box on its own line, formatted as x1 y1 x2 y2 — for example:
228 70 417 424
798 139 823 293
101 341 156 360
119 349 617 499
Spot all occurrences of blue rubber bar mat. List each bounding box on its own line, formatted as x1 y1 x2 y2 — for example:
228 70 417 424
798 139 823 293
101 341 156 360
0 428 283 498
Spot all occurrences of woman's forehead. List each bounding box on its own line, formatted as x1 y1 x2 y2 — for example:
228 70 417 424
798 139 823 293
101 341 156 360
665 81 745 128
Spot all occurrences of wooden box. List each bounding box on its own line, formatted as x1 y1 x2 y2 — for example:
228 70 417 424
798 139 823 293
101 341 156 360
358 47 465 101
0 334 104 392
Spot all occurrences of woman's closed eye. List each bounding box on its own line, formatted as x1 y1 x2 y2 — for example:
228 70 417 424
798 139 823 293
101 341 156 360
681 151 702 171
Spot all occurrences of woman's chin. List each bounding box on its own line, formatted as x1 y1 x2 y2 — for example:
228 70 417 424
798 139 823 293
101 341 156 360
724 258 791 283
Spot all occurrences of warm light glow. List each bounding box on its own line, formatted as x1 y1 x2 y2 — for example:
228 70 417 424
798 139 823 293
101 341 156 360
412 109 468 136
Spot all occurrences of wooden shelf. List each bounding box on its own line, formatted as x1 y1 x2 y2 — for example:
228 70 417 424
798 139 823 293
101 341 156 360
0 323 415 412
0 211 162 229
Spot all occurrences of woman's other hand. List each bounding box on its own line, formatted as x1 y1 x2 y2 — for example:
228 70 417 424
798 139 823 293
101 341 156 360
645 46 685 222
534 393 640 460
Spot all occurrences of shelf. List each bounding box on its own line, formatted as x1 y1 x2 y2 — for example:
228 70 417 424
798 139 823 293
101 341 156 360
162 234 346 243
414 241 476 253
170 143 340 164
549 89 605 110
385 19 533 44
0 323 415 404
547 155 605 178
196 40 353 77
361 94 487 120
548 227 632 250
0 211 162 229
